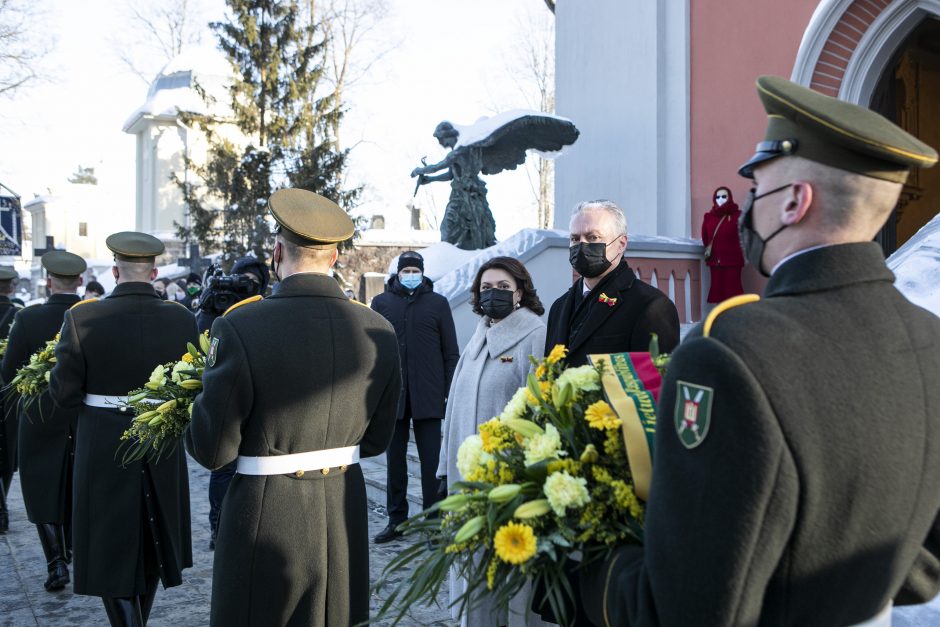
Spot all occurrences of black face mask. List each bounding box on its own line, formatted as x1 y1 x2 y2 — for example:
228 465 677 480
739 183 792 277
479 288 516 320
569 240 617 278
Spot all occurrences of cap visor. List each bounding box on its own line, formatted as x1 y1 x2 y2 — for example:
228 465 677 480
737 151 781 178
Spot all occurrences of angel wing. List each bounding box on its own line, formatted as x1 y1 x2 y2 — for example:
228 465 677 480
452 110 579 176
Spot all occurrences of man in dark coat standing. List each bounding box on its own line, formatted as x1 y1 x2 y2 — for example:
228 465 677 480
0 265 23 533
49 232 198 626
579 77 940 626
1 251 86 592
370 250 459 543
186 189 401 627
544 200 680 367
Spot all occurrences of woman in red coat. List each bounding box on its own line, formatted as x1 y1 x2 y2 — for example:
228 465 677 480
702 186 745 303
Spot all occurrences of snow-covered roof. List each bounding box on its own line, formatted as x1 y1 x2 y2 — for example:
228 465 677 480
888 211 940 317
123 46 233 134
356 228 442 247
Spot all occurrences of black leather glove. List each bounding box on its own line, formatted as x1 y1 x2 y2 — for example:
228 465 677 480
437 476 448 500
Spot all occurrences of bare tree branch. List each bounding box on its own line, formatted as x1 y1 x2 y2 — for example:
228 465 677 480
112 0 210 86
0 0 52 98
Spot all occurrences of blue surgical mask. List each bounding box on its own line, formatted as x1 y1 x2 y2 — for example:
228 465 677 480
400 274 422 290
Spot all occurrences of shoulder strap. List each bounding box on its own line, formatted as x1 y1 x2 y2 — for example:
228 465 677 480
703 294 760 338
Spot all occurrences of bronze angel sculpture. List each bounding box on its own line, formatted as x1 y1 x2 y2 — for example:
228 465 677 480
411 110 579 250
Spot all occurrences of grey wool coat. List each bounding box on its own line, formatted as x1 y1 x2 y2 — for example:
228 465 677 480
185 273 401 627
437 306 551 627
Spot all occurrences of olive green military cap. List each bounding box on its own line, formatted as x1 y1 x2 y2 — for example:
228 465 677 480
106 232 165 261
268 188 354 249
41 250 87 277
739 75 938 183
0 266 17 281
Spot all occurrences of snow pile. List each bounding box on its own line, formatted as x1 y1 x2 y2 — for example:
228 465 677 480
888 211 940 317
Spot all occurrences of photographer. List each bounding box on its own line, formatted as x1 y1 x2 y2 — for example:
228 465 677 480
195 256 269 334
194 256 269 549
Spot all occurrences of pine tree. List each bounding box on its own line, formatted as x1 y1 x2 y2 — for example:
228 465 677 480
176 0 360 262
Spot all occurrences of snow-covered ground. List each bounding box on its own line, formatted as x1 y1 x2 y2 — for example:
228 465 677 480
888 211 940 317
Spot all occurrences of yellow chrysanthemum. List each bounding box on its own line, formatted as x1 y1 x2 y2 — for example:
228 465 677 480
181 352 194 363
585 400 621 430
546 344 567 364
493 522 537 565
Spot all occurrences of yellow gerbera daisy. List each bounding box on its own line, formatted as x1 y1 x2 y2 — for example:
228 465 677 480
493 521 537 565
546 344 568 364
585 400 621 430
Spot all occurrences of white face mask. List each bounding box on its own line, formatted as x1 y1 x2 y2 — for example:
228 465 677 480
715 192 729 206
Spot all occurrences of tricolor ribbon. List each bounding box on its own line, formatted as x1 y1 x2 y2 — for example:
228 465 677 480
588 352 662 501
598 293 617 307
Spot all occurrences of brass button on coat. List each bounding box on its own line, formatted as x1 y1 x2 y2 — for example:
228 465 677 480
294 470 305 478
321 467 330 476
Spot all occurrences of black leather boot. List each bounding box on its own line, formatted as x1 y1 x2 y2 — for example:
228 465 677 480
36 523 70 591
102 596 144 627
63 518 72 564
138 576 159 624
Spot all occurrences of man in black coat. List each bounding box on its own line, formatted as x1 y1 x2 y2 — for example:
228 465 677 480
186 189 401 626
49 232 198 626
0 264 23 533
1 251 86 592
545 200 679 367
579 76 940 626
370 250 459 543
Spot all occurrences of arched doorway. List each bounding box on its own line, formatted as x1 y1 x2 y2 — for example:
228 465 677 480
869 17 940 254
792 1 940 255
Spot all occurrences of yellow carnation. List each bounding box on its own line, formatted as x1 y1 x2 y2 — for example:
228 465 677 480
585 400 621 430
546 344 567 364
456 435 484 480
181 352 194 363
543 470 590 516
499 387 529 422
493 522 537 565
554 365 600 396
524 423 562 466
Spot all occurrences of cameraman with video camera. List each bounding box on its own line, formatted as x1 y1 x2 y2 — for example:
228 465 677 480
195 256 269 334
194 256 269 549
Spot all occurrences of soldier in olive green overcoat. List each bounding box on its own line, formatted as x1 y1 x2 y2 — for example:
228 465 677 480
186 189 401 627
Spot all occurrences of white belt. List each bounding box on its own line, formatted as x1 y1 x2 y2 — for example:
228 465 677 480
236 445 360 476
84 394 130 409
848 603 891 627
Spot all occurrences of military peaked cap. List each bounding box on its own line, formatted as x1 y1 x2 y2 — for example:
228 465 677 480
268 188 354 249
42 250 87 277
739 75 938 182
106 232 165 261
0 266 17 281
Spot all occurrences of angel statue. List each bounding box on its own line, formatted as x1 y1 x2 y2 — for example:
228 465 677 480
411 110 580 250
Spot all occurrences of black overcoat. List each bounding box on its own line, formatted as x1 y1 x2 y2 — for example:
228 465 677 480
49 282 198 597
185 273 401 627
544 259 680 367
370 275 459 420
1 293 80 523
0 295 22 487
582 243 940 626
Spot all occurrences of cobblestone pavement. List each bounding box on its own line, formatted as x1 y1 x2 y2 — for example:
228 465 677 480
0 457 453 627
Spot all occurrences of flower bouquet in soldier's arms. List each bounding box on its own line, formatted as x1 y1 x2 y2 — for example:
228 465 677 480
4 333 59 418
116 332 211 465
372 342 668 627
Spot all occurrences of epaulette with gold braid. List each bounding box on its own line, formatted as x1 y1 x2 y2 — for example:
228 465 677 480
223 295 263 317
703 294 760 338
69 298 98 310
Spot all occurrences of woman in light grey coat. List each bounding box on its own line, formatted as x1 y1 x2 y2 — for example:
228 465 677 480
437 256 552 627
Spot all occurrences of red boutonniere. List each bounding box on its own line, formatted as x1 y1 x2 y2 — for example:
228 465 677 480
499 355 514 363
598 293 617 308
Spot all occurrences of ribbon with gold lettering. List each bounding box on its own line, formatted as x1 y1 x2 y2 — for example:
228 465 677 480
588 352 661 501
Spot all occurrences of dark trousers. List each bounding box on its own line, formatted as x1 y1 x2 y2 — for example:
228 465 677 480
386 415 442 525
208 462 236 537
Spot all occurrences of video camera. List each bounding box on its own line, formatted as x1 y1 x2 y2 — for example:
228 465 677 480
197 263 262 316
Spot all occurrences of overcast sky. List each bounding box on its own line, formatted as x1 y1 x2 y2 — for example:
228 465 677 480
0 0 555 239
